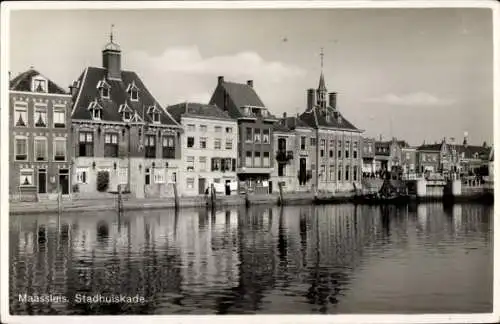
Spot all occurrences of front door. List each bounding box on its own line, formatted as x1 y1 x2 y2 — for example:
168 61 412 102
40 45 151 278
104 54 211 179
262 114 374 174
199 178 206 195
59 169 69 195
38 169 47 194
269 181 273 194
225 180 231 196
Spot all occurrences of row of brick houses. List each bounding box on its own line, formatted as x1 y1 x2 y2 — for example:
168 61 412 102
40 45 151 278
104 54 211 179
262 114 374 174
8 33 492 200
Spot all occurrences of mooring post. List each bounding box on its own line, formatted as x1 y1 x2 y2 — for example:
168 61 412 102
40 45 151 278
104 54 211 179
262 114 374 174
278 182 284 206
211 183 216 209
173 182 179 211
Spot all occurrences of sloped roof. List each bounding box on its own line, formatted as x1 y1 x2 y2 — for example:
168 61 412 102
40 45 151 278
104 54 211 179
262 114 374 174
71 67 179 126
456 145 491 160
299 105 359 131
222 81 265 109
10 69 67 94
166 102 233 122
417 143 442 151
273 116 313 133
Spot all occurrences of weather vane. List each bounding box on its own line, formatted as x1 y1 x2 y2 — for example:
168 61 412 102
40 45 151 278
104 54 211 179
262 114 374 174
320 47 324 70
110 24 115 43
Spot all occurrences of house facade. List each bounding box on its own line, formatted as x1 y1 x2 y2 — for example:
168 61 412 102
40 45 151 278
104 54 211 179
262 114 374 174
374 138 407 173
9 69 72 201
209 77 278 194
298 71 363 193
401 146 417 176
361 137 376 176
70 34 182 198
166 102 238 196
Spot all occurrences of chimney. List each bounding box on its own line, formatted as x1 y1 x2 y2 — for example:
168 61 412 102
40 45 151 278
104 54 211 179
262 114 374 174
307 88 316 110
379 134 383 141
69 80 79 96
329 92 337 109
8 71 11 81
247 80 253 88
283 112 287 118
463 132 468 146
218 76 224 85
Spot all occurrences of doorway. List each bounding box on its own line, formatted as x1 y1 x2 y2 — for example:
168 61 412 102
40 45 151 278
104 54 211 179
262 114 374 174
268 180 273 194
58 169 69 195
225 180 231 196
38 169 47 194
199 178 206 195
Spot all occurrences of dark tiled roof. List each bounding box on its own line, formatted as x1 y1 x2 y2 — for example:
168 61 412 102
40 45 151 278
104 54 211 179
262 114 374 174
166 102 232 123
456 145 491 160
71 67 178 126
222 81 265 109
273 116 312 132
417 144 442 151
299 106 359 131
9 69 67 94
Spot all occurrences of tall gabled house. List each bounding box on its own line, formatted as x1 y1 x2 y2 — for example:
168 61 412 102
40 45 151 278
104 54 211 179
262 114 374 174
9 69 72 201
298 68 364 192
209 77 278 194
70 32 182 198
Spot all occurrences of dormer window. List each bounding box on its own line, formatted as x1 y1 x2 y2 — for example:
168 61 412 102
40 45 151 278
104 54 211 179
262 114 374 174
118 103 133 122
31 76 48 93
126 81 139 102
96 79 111 99
147 105 161 124
88 100 103 121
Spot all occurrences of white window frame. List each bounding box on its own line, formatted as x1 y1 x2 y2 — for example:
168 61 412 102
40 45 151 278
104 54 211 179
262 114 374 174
225 139 232 150
186 156 195 172
53 137 67 162
187 124 195 132
130 89 138 101
14 102 28 127
262 129 270 144
186 177 195 189
14 135 28 161
34 136 48 162
214 126 222 133
214 138 221 150
33 103 48 128
225 127 233 134
199 125 207 132
153 112 161 124
19 168 34 187
199 156 207 171
31 76 48 93
119 168 128 185
200 137 207 149
105 133 119 144
53 105 66 127
153 168 165 184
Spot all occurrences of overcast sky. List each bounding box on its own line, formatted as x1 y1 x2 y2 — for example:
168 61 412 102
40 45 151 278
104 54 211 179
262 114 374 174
9 8 493 146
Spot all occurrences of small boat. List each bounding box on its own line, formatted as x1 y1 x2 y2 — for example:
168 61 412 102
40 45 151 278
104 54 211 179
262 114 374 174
353 177 411 205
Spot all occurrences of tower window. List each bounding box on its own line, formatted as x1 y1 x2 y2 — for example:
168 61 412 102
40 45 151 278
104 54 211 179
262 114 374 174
97 79 111 99
153 112 160 123
127 81 139 101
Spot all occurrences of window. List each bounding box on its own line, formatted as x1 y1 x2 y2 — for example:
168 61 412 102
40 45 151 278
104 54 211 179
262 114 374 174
406 153 410 160
32 78 47 93
262 129 270 144
300 136 306 150
225 127 232 133
187 137 195 148
78 132 94 157
310 138 317 146
225 139 232 150
245 151 252 167
53 106 66 128
54 138 66 161
154 168 165 184
345 141 350 159
353 166 358 181
214 138 221 150
246 128 253 142
104 133 119 157
338 166 342 181
14 103 27 127
211 158 221 171
353 142 358 159
320 139 326 157
186 178 195 189
187 124 195 132
221 158 232 172
34 104 47 127
119 168 128 185
329 165 335 180
34 137 47 161
368 146 372 153
254 129 261 143
263 152 270 167
145 135 156 158
93 108 102 120
15 136 28 161
162 136 176 159
200 125 207 132
254 151 261 167
186 156 195 171
330 140 335 150
199 137 207 149
345 165 350 181
77 168 88 184
329 150 334 158
338 149 342 159
215 126 222 133
171 172 177 183
145 168 151 185
353 150 358 159
19 169 34 186
130 89 138 101
152 112 160 123
199 156 207 171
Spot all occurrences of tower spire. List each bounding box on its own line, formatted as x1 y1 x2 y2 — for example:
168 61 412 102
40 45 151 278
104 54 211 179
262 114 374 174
320 47 324 71
110 24 115 43
317 47 327 109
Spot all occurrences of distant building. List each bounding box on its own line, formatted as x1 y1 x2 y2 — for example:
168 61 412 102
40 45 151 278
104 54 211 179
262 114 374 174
166 102 238 196
209 77 278 194
401 146 417 175
298 68 363 192
361 137 376 175
9 69 72 201
69 33 182 198
374 138 408 173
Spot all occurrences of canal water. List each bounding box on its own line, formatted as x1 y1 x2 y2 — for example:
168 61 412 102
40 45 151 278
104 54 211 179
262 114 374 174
9 203 493 315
